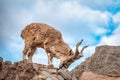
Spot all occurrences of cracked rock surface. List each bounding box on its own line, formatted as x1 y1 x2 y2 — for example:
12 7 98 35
71 46 120 80
0 57 76 80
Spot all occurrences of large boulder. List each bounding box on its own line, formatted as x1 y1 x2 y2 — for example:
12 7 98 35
90 46 120 77
71 46 120 79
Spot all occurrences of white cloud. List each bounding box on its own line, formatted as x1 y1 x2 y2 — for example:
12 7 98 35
113 11 120 24
9 42 23 50
32 0 111 37
1 0 110 40
8 7 34 29
1 7 34 38
98 25 120 46
1 0 120 70
99 35 120 46
98 11 120 46
63 35 76 45
78 0 120 10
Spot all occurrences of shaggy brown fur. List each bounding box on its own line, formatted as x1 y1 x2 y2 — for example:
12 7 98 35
21 23 87 68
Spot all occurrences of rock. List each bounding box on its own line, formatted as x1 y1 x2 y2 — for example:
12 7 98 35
0 57 75 80
79 72 120 80
0 61 12 80
91 46 120 77
47 69 57 74
72 74 77 80
0 57 3 72
1 45 120 80
58 75 64 80
58 69 71 79
71 46 120 79
40 71 52 79
70 62 85 78
47 78 53 80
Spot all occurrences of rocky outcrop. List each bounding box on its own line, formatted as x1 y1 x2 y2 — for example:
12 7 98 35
71 45 120 80
0 46 120 80
0 57 77 80
0 58 37 80
79 72 120 80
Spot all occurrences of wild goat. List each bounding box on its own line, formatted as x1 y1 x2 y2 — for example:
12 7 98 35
21 23 88 68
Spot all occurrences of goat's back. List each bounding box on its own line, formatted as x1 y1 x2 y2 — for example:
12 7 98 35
21 23 63 44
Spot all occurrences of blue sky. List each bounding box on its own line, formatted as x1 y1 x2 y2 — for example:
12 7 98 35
0 0 120 70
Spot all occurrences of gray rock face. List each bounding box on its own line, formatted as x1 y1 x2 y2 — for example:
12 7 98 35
71 46 120 78
91 46 120 77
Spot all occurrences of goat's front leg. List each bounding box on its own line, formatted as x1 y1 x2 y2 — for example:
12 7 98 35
59 60 64 69
59 57 66 69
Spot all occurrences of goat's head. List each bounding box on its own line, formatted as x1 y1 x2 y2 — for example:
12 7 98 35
60 39 88 69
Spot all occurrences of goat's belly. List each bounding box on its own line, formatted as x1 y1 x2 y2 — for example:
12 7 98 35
32 42 44 48
52 53 63 59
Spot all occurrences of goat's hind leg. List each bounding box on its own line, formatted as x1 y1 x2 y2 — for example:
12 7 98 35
23 39 33 60
28 46 36 63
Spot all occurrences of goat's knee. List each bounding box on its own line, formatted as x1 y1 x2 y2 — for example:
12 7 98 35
23 41 32 60
59 59 65 69
59 61 64 69
59 57 68 69
28 47 36 63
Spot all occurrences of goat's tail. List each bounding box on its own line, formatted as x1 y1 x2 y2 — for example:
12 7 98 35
21 30 25 39
21 33 23 39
